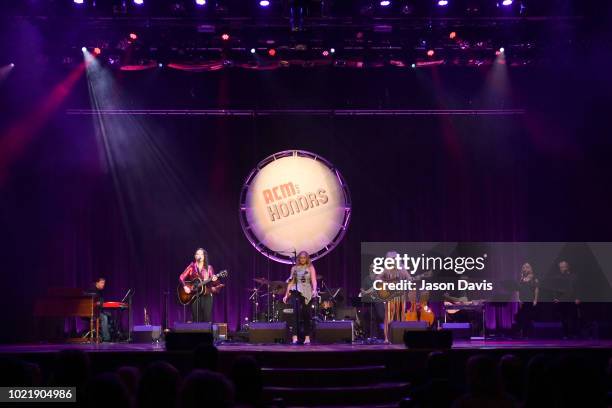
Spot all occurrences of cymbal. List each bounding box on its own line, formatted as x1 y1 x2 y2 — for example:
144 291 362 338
253 277 269 285
268 281 288 295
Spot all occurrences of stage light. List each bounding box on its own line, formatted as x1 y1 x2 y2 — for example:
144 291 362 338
449 31 457 39
133 0 144 5
129 33 138 40
81 46 87 52
10 63 15 67
411 63 416 68
499 47 505 53
259 0 270 6
195 0 206 5
427 49 435 57
250 48 256 54
221 33 230 41
330 48 336 54
322 50 329 57
268 48 276 56
158 62 163 67
380 0 391 6
73 0 84 4
93 47 101 56
438 0 448 6
502 0 513 5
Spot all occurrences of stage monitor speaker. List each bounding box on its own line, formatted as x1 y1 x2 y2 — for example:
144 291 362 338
249 322 288 344
532 321 563 339
165 331 214 351
388 321 428 344
441 322 472 340
403 330 453 349
173 322 213 332
314 320 354 344
132 325 162 343
334 307 357 320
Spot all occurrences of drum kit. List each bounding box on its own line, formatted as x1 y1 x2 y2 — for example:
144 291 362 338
246 275 344 323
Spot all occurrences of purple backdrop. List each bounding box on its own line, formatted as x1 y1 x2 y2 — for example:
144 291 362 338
1 62 612 343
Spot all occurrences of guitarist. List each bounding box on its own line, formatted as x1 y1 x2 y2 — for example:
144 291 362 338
180 248 217 322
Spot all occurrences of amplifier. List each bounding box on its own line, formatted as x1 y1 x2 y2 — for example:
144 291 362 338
173 322 212 332
132 325 162 343
388 321 428 344
314 320 353 343
249 322 288 344
441 322 472 339
213 323 228 340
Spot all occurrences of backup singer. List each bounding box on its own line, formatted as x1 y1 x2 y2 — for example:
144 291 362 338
283 251 318 345
180 248 217 323
552 260 580 338
515 262 539 337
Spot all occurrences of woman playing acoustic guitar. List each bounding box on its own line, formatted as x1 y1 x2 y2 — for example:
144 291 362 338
180 248 217 323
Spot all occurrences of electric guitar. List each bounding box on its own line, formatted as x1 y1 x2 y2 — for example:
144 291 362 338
177 270 228 306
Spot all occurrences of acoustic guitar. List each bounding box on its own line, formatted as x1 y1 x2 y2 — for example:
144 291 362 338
177 270 228 306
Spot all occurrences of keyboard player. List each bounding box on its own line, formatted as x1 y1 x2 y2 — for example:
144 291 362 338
89 277 111 342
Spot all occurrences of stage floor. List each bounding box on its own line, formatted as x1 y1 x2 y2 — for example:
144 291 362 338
1 339 611 354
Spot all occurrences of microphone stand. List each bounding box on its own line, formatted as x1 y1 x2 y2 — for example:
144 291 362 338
291 250 301 343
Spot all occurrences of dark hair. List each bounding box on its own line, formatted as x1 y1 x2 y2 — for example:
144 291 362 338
95 277 106 283
194 248 208 269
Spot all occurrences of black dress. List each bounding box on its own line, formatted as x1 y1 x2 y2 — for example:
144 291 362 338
516 278 538 336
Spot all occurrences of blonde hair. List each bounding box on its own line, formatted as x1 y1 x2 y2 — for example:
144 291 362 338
297 251 311 266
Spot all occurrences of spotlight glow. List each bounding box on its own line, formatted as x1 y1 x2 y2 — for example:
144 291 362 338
221 33 230 41
73 0 84 4
93 47 101 56
10 63 15 67
427 49 435 57
268 48 276 56
133 0 144 5
438 0 448 6
330 48 336 54
499 47 505 53
129 33 138 40
195 0 206 5
449 31 457 39
81 47 87 52
250 48 256 54
380 1 390 6
259 0 270 6
502 0 513 5
411 63 416 68
322 50 329 57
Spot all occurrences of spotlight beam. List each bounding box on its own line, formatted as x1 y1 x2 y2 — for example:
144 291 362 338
0 62 86 185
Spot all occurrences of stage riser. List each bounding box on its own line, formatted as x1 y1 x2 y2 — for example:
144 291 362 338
261 365 388 387
263 382 410 406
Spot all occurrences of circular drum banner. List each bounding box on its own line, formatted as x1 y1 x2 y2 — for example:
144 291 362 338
239 150 351 264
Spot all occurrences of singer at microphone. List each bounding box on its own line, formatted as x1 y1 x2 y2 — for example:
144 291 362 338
282 250 318 345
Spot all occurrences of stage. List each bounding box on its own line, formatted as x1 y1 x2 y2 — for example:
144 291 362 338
2 338 611 354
